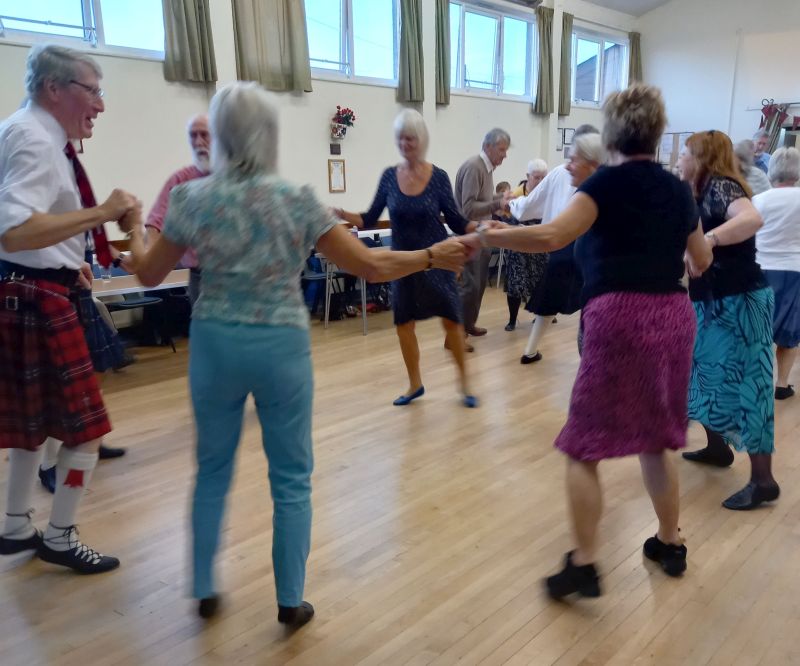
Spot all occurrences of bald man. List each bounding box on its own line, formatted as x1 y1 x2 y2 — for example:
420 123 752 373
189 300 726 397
146 114 210 304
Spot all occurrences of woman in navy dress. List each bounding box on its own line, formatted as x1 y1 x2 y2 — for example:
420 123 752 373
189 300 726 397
334 109 478 407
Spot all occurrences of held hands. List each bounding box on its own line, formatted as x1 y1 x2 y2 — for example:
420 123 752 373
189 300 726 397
457 233 484 262
117 200 143 234
428 238 470 272
101 189 138 222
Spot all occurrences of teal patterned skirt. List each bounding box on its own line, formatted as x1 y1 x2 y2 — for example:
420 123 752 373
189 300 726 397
688 288 774 454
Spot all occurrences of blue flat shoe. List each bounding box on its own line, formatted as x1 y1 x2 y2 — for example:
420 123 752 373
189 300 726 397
393 386 425 406
463 395 479 408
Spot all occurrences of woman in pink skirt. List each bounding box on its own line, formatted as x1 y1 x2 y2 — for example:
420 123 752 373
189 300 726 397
461 84 713 598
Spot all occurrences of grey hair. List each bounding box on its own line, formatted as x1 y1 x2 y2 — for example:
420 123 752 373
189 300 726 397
573 133 605 164
734 140 755 168
768 147 800 184
574 124 599 138
209 82 278 176
483 128 511 149
25 44 102 100
527 159 548 174
393 109 429 157
753 129 770 141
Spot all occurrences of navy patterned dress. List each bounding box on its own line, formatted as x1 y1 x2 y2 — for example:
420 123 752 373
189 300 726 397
361 166 470 325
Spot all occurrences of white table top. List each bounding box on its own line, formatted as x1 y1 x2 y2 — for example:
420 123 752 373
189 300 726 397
92 269 189 297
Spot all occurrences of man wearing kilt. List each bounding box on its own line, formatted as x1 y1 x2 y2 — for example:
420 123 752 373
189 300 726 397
0 44 137 573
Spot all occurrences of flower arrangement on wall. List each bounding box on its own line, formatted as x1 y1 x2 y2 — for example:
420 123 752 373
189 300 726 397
330 105 356 140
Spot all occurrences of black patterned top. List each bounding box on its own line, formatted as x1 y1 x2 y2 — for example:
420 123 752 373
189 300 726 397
689 176 767 302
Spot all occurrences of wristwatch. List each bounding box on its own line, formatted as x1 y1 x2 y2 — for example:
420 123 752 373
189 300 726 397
704 231 719 247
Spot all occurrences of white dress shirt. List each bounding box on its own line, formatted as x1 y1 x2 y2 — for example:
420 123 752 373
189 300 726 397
509 163 574 224
479 150 495 174
0 102 85 269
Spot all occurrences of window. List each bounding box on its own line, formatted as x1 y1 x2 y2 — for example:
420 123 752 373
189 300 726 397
449 1 536 100
0 0 165 57
304 0 399 84
572 28 628 105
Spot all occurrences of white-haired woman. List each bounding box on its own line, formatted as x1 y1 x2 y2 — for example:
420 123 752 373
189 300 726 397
754 147 800 399
121 83 467 624
503 159 549 331
334 109 479 407
519 133 604 362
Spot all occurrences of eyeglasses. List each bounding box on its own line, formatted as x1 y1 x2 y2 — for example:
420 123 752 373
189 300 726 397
69 80 104 99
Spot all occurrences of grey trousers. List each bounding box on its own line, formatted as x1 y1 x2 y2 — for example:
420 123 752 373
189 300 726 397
459 247 492 331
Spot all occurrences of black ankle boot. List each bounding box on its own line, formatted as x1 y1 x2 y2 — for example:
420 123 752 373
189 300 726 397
198 595 220 618
278 600 315 627
643 535 687 577
545 551 601 600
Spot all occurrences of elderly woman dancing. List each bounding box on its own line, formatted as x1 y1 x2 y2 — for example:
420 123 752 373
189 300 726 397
335 110 479 407
123 83 467 624
754 147 800 399
461 84 711 597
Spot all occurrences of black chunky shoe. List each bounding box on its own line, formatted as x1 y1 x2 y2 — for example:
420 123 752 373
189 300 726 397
38 525 120 574
722 482 780 510
682 446 733 467
545 551 601 600
504 322 516 332
198 595 220 619
775 385 795 400
643 535 687 577
98 445 126 460
278 601 315 627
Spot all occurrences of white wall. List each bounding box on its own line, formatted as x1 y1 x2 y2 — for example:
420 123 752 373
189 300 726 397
0 0 634 226
637 0 800 140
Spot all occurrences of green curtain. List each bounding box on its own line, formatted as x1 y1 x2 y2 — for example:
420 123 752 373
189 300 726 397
162 0 217 83
232 0 312 93
628 31 642 83
398 0 424 102
532 6 553 115
435 0 450 105
558 12 573 116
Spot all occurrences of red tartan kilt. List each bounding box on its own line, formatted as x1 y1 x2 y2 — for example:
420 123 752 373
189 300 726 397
0 278 111 450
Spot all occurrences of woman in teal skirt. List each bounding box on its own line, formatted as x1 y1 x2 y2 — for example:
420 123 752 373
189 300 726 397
679 130 780 510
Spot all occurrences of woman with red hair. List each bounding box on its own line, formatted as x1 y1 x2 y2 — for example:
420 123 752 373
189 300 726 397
678 130 780 510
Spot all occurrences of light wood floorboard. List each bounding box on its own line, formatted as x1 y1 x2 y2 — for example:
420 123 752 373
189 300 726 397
1 287 798 665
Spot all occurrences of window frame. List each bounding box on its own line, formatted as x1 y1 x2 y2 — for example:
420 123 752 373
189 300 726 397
306 0 401 87
571 24 629 108
449 0 537 103
0 0 165 61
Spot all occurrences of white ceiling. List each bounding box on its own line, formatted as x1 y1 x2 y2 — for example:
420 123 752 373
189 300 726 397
579 0 671 17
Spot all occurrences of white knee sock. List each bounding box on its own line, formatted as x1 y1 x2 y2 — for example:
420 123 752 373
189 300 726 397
44 449 98 551
4 447 44 539
41 437 61 471
523 315 553 357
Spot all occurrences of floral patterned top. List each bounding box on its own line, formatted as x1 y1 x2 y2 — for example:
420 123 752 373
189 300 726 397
162 172 337 328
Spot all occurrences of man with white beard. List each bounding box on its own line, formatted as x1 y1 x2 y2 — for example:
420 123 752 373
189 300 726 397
146 113 210 305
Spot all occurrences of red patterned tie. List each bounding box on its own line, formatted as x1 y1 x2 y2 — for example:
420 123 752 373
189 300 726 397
64 142 113 268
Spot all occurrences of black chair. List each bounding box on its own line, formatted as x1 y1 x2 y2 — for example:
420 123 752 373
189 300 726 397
106 294 176 352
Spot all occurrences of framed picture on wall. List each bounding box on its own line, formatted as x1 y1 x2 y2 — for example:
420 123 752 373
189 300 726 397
563 128 575 145
328 159 346 193
556 128 564 151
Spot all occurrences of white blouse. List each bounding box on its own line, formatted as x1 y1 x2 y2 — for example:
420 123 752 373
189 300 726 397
509 163 574 224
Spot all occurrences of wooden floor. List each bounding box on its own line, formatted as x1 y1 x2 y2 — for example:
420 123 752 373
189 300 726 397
2 287 799 666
